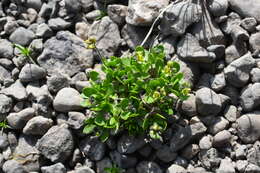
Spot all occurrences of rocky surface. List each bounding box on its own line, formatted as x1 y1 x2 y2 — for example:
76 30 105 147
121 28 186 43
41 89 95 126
0 0 260 172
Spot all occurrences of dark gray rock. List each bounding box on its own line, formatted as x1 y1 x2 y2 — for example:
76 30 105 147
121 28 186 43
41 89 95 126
160 0 202 36
240 83 260 112
0 58 13 70
41 163 66 173
225 43 247 65
13 135 41 172
251 68 260 83
196 88 222 116
199 148 220 170
229 0 260 23
213 130 231 147
178 94 197 117
48 18 71 31
25 0 42 11
224 52 255 88
79 136 106 161
53 88 83 112
230 25 249 44
136 161 162 173
7 108 35 130
117 134 146 154
0 65 11 84
156 145 177 163
47 73 70 93
36 23 53 38
38 31 94 77
36 125 74 163
208 116 229 135
241 17 257 32
249 32 260 55
180 144 200 160
208 0 228 17
177 34 215 63
67 112 85 130
107 5 127 25
64 0 81 14
247 141 260 167
96 157 112 173
170 126 191 152
19 64 46 82
190 121 207 140
23 116 53 135
89 16 121 57
0 39 13 59
109 150 137 169
2 160 28 173
126 0 168 26
0 94 12 121
0 132 9 150
9 27 35 46
79 0 93 13
0 80 28 101
237 112 260 143
211 72 226 92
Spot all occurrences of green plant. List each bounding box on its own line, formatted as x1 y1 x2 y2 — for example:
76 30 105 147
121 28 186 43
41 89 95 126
0 120 9 134
81 45 190 142
13 44 36 64
96 10 108 20
104 164 125 173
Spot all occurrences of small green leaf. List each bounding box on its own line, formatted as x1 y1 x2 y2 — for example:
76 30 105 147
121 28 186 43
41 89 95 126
89 71 99 81
168 108 174 115
83 124 96 134
95 114 106 126
143 95 155 104
100 129 109 142
82 87 97 97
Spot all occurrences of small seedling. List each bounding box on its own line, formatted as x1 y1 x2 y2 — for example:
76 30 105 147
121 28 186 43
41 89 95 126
104 164 125 173
0 120 10 134
96 10 108 20
13 44 36 64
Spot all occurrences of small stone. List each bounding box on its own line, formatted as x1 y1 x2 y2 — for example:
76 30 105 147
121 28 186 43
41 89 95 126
75 22 89 41
237 112 260 143
36 125 74 163
196 88 222 116
0 133 9 150
178 94 197 117
126 0 169 26
107 5 127 25
211 72 226 92
47 73 70 93
136 161 162 173
241 17 257 32
0 94 13 120
23 116 53 135
249 32 260 54
96 157 112 173
181 144 200 160
19 64 46 82
223 105 237 122
216 158 235 173
48 18 71 31
53 88 83 112
208 116 229 135
230 25 249 43
170 126 191 152
245 163 260 173
224 52 256 88
199 148 220 170
117 134 146 154
0 80 28 101
199 135 213 150
36 23 53 38
225 43 247 65
156 145 177 163
251 68 260 83
240 83 260 112
7 108 35 130
67 112 85 130
213 130 232 147
235 144 247 159
166 164 186 173
208 0 228 17
41 163 66 173
9 27 35 46
3 160 28 173
0 39 13 59
236 160 248 172
79 136 106 161
109 150 137 169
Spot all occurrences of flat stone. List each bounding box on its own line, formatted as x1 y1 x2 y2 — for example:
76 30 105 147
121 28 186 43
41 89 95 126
7 108 35 130
9 27 35 46
23 116 53 135
19 64 46 82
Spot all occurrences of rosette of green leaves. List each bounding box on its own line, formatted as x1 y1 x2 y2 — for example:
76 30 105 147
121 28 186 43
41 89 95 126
81 45 190 142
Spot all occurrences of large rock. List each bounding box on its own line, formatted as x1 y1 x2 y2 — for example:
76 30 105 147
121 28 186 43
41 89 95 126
196 88 222 116
0 80 28 101
36 125 74 162
160 0 202 36
0 39 13 59
126 0 169 26
9 27 35 46
237 112 260 143
13 135 41 172
240 83 260 112
53 88 83 112
0 94 12 121
229 0 260 23
7 108 35 130
88 16 121 57
37 31 94 77
79 136 106 161
224 52 255 88
177 34 215 63
19 64 46 82
23 116 53 135
191 6 225 47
